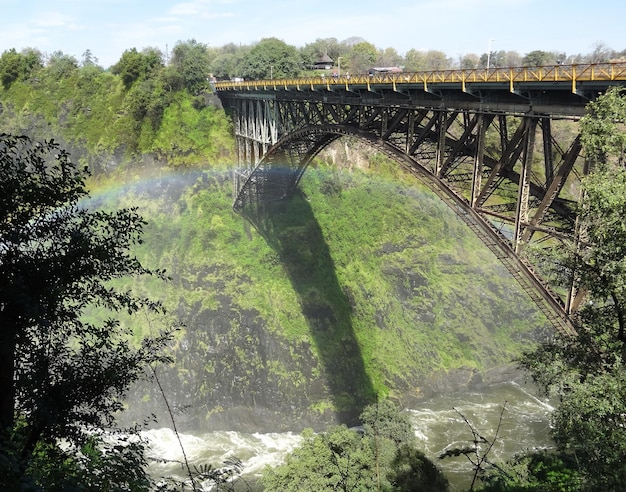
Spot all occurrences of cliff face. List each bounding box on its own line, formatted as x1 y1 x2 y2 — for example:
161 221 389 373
1 79 549 433
108 154 548 433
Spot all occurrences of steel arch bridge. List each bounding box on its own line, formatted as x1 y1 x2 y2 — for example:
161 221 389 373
214 62 626 336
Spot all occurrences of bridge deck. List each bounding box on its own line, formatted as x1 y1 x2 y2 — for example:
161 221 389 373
214 62 626 116
214 62 626 91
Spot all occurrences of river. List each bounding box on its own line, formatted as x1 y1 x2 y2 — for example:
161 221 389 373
143 380 554 491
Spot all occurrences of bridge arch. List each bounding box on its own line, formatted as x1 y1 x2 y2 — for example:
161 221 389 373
233 122 576 336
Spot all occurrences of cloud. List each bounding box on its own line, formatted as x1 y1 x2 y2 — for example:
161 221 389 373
167 0 236 18
32 11 83 31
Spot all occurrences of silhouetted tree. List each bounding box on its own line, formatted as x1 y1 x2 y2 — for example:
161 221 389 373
0 134 171 489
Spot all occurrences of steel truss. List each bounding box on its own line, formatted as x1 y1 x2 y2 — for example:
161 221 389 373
225 96 585 335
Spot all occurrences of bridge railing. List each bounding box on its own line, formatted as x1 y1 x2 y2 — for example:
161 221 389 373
213 61 626 92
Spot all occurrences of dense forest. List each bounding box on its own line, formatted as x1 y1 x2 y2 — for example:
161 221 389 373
1 36 626 490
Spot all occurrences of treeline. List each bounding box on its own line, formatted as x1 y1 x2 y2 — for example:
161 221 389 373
0 37 623 165
2 37 625 92
0 41 235 169
0 37 623 166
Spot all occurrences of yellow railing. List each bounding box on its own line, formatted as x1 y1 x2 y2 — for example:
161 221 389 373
213 62 626 93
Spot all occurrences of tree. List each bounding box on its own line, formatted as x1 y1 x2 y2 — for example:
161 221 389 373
479 50 507 69
522 50 552 67
404 49 428 72
262 399 448 491
345 41 378 74
403 49 452 72
81 49 99 67
0 134 171 489
360 398 415 446
390 445 451 492
500 50 523 67
240 38 302 80
459 53 480 70
377 47 402 68
112 47 164 90
263 426 377 492
589 41 612 63
422 50 452 71
0 48 43 89
519 87 626 490
45 51 79 80
479 451 584 491
209 44 250 80
169 39 212 93
300 37 342 69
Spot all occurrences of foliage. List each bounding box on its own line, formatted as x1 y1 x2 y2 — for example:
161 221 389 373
262 425 376 491
389 445 451 492
580 86 626 167
518 87 626 490
478 450 583 491
520 50 565 67
403 49 452 72
169 39 212 94
300 37 344 69
150 92 233 166
208 43 251 80
107 146 546 431
0 134 172 489
346 41 378 74
210 51 247 80
0 56 234 166
360 399 415 446
0 48 42 89
46 51 79 80
262 399 448 491
112 47 164 90
239 38 303 80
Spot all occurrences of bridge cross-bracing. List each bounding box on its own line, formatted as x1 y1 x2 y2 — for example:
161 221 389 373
214 62 626 336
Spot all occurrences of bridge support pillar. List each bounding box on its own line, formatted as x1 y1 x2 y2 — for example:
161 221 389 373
513 117 537 253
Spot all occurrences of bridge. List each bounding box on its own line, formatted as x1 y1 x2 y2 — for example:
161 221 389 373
214 62 626 336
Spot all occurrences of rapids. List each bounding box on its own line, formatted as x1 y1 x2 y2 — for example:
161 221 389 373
143 380 554 491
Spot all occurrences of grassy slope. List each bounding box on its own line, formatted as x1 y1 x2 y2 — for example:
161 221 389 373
99 155 547 431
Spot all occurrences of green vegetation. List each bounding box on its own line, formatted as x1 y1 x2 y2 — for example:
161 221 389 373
0 41 234 168
3 39 625 490
0 134 172 489
262 399 449 491
103 153 544 431
0 44 550 430
490 87 626 491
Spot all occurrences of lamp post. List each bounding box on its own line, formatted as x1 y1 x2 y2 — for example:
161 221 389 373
487 38 495 69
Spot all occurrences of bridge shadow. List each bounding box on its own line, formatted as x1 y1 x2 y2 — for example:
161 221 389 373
240 189 376 425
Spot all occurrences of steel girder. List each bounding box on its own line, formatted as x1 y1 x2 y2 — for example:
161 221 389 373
225 96 583 335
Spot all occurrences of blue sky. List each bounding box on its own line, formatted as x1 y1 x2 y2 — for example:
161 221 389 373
1 0 624 68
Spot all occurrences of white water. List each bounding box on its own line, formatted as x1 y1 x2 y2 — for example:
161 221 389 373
409 381 555 490
143 381 554 491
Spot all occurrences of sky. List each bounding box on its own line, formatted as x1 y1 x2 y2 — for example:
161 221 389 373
1 0 624 69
